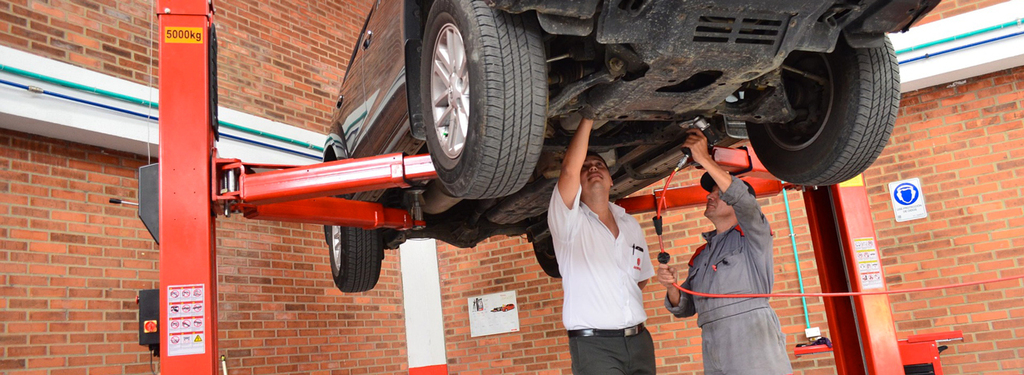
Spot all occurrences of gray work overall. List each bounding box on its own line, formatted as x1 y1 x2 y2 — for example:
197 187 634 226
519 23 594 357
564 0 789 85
665 176 793 375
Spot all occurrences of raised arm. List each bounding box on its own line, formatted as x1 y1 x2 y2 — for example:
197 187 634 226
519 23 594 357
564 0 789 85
557 118 594 208
683 128 731 193
684 129 771 247
720 175 771 242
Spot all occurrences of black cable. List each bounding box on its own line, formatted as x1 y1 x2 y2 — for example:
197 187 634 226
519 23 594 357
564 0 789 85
150 349 158 375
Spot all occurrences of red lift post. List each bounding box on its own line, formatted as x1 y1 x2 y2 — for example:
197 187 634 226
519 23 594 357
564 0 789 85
156 3 437 373
156 0 217 372
804 178 902 374
155 0 951 373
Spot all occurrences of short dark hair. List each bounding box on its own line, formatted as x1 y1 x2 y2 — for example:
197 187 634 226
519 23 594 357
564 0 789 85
700 172 755 197
585 151 607 167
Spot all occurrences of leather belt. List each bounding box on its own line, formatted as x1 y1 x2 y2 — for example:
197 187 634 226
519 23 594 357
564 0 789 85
567 323 645 338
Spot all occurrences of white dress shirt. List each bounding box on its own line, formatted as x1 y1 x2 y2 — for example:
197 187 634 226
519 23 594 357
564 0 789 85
548 183 655 330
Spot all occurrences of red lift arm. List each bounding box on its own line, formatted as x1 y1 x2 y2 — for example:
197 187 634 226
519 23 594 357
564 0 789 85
616 146 785 213
228 146 773 229
214 153 435 229
218 153 436 205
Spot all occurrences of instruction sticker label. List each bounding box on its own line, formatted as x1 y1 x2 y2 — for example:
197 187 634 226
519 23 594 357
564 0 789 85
854 238 884 290
164 27 204 44
167 284 206 356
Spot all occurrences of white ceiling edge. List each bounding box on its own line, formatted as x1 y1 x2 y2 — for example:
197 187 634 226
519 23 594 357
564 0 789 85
890 0 1024 92
0 45 326 165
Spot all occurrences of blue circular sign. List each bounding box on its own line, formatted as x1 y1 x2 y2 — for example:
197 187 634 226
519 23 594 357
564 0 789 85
893 183 919 205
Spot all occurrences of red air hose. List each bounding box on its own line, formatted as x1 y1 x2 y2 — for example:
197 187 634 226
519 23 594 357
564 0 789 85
671 275 1024 299
654 168 680 265
653 165 1024 299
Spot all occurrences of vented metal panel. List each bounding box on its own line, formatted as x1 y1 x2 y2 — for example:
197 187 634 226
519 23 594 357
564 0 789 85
694 16 786 46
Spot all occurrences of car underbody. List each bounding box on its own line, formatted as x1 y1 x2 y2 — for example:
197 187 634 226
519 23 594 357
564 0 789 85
390 118 724 248
357 0 935 249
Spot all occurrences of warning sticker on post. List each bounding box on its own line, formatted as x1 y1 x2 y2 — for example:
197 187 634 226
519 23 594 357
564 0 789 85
853 238 884 290
164 27 204 44
167 284 206 356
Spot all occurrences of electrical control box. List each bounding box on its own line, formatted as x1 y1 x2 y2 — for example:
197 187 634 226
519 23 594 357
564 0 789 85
138 289 160 353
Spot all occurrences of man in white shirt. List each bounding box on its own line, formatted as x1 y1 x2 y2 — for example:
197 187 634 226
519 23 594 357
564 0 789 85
548 117 657 374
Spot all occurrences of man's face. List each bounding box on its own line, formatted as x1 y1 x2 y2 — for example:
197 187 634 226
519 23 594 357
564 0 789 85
580 155 612 192
704 187 735 220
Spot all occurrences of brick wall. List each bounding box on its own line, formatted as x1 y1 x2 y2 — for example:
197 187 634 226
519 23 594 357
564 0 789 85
0 129 410 374
0 0 372 134
873 67 1024 373
918 0 1014 25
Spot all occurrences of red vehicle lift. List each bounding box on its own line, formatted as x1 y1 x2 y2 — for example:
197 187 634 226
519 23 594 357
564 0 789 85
153 0 959 374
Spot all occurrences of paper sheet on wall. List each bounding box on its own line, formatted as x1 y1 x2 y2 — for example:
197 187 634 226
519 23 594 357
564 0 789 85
468 291 520 337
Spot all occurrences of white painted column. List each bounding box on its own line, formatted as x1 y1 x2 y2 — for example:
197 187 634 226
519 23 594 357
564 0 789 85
399 239 448 375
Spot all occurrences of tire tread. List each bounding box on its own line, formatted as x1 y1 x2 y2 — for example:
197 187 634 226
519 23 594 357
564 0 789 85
750 37 899 186
325 225 383 293
433 0 546 198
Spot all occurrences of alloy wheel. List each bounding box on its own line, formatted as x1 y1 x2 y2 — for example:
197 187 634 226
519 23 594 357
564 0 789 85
429 23 470 159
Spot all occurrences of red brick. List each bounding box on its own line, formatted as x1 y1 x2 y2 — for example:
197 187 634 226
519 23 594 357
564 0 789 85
0 359 27 370
27 264 66 275
68 159 103 173
28 242 66 253
943 110 983 124
10 229 48 241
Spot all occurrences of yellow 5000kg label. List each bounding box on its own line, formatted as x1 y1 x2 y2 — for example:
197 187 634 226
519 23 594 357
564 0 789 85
164 27 204 43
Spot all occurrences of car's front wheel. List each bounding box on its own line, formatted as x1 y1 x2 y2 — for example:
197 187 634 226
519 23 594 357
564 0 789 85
324 225 384 293
747 36 899 186
421 0 547 199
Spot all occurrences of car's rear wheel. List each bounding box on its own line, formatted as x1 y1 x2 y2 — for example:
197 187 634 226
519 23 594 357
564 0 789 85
530 233 561 278
421 0 546 199
747 36 899 186
324 225 384 293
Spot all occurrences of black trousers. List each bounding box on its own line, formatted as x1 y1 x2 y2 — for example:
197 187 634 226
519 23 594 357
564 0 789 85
569 329 656 374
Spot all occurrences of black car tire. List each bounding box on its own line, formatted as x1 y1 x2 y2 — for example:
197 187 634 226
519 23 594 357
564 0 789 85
421 0 546 199
747 37 899 186
531 235 561 278
323 225 384 293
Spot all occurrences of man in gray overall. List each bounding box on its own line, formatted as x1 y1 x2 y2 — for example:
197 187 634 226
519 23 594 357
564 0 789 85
657 129 792 374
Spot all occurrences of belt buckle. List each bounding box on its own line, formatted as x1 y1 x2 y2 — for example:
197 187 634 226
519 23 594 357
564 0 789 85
624 324 640 337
